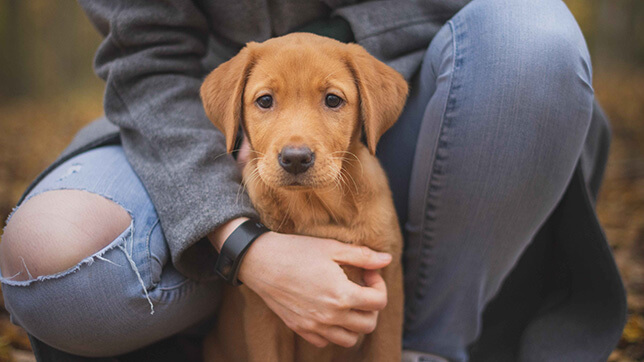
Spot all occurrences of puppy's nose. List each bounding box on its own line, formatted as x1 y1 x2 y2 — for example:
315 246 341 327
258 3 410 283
279 146 315 175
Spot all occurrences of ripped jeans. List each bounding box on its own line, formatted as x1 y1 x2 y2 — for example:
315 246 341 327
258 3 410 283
1 0 603 360
0 145 222 357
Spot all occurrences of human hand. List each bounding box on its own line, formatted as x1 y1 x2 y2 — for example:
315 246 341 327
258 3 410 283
238 232 391 348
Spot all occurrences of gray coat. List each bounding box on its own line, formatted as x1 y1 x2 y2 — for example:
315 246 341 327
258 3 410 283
67 0 471 281
19 0 624 359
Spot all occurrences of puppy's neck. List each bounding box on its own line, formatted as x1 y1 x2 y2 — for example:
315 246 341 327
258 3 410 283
244 143 378 235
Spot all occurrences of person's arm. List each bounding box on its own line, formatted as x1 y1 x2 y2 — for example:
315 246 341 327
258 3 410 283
78 0 258 279
207 138 392 348
208 216 393 348
80 1 392 347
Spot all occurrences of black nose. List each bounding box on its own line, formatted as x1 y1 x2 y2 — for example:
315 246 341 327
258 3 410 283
279 146 315 175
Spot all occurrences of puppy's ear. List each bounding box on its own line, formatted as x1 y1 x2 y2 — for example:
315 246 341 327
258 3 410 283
200 44 256 153
346 44 408 155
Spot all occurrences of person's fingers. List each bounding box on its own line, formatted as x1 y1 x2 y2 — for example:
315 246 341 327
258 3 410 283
363 269 385 288
332 243 391 270
346 270 388 311
317 325 360 348
340 309 379 334
297 331 329 348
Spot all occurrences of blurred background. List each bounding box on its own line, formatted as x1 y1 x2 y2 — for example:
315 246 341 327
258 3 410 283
0 1 642 361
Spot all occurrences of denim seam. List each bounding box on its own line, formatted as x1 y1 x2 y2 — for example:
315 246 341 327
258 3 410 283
407 18 461 326
152 272 221 304
156 278 192 292
150 276 197 304
146 218 161 289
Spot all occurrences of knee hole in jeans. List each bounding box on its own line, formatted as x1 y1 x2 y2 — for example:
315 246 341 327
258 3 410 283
0 189 131 281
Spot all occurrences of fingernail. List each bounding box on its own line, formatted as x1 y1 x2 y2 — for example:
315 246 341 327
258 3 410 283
378 253 392 261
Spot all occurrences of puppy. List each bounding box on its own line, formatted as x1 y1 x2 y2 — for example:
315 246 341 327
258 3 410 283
200 33 408 362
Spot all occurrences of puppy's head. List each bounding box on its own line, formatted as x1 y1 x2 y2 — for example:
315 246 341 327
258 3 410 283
201 33 408 190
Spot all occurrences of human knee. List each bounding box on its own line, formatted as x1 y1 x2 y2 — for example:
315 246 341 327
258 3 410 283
462 0 591 81
0 190 131 281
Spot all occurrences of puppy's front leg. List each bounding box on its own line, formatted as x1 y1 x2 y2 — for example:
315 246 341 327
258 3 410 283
361 260 404 362
242 287 295 362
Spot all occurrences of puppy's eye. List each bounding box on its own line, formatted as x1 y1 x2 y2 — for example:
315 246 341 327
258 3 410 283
256 95 273 109
325 94 343 108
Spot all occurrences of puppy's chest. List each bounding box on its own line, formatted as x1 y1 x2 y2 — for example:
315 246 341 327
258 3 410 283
249 185 363 243
260 186 399 256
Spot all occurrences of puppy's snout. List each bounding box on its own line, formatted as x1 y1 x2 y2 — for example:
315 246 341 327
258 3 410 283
278 146 315 175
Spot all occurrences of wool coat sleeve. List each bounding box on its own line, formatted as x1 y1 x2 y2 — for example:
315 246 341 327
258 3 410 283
78 0 258 280
334 0 471 80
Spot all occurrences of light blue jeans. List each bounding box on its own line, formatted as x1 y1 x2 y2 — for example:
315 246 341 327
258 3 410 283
378 0 594 360
1 0 595 360
1 145 223 357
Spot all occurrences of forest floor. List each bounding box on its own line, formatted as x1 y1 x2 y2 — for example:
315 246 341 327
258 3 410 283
0 64 642 361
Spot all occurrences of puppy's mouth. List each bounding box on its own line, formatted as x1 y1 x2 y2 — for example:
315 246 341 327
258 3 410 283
253 162 339 191
286 181 305 187
277 174 323 190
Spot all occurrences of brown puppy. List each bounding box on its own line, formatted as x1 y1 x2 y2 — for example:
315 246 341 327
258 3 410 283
200 33 408 362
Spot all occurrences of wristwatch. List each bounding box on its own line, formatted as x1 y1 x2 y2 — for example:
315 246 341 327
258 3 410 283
215 219 269 286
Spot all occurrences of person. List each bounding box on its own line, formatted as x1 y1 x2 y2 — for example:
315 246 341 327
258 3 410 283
0 0 626 361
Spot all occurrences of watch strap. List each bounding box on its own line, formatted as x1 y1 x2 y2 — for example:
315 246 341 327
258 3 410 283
215 219 269 286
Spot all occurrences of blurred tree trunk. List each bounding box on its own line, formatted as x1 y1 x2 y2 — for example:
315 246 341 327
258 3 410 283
0 0 30 99
0 0 102 103
595 0 644 67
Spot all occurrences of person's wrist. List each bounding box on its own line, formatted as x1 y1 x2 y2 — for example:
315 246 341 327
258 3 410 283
214 219 269 286
236 231 275 286
207 217 250 252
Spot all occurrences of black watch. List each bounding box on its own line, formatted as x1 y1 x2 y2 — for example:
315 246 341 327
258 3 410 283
215 219 269 286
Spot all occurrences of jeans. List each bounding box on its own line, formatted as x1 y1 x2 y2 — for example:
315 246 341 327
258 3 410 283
377 0 593 360
1 145 222 357
0 0 594 360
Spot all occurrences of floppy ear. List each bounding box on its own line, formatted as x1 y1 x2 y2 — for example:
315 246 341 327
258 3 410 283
200 45 256 153
345 44 409 155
